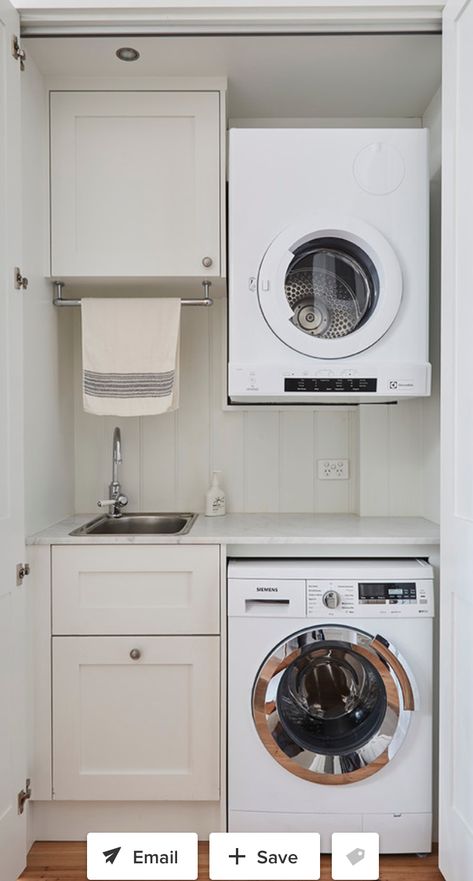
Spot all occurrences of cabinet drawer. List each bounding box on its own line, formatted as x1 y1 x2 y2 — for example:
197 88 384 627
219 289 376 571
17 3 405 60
52 545 220 635
52 635 220 801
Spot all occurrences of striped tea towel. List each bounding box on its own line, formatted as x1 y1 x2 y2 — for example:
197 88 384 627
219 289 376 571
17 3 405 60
81 298 181 416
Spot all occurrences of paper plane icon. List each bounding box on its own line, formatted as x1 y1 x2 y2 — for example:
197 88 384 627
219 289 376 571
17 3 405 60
103 846 121 865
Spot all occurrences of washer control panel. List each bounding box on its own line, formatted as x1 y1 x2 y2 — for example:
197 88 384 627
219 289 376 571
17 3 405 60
307 579 434 617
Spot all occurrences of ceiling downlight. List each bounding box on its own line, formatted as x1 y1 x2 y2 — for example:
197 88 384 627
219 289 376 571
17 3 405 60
116 47 140 62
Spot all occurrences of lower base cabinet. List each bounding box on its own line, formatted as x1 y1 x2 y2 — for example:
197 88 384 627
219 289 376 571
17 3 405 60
52 635 220 801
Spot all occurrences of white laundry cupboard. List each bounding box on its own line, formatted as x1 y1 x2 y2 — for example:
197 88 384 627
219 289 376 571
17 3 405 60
0 2 470 881
50 89 223 278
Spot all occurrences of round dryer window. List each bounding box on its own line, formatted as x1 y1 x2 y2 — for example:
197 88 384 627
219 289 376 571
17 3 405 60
252 624 416 785
257 217 403 359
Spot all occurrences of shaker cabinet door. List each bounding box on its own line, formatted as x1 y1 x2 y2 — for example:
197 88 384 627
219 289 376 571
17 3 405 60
52 636 220 801
50 90 221 277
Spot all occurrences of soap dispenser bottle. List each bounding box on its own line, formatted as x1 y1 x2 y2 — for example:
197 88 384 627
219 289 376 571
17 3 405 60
205 471 226 517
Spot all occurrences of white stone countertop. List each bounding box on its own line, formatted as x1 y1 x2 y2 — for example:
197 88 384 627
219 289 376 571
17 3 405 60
27 512 440 547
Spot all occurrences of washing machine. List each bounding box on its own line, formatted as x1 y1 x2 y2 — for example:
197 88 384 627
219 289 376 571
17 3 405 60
228 128 430 403
228 558 434 853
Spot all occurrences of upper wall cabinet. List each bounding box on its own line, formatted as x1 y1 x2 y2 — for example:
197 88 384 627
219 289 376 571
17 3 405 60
49 89 224 278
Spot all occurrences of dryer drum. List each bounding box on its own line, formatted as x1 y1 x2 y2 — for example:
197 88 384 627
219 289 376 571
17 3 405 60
285 239 379 339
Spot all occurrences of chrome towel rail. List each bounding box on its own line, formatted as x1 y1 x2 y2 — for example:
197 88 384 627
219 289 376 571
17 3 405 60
52 279 213 307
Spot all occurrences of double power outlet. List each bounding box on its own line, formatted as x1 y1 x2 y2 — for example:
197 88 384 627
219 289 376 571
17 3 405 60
317 459 349 480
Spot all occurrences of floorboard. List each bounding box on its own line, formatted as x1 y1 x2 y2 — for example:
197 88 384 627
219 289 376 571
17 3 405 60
19 841 445 881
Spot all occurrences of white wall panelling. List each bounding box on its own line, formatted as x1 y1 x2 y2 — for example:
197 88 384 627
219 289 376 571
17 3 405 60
72 297 436 517
358 402 424 516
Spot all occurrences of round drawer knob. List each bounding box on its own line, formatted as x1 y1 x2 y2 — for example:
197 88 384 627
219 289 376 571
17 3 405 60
129 648 141 660
202 256 213 268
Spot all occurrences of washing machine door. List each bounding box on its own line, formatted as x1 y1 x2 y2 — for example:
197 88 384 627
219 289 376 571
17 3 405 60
252 624 416 785
257 217 403 359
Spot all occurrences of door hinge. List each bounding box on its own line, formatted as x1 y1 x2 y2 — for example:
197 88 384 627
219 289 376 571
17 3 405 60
17 779 31 815
14 267 29 291
12 36 26 71
16 562 30 587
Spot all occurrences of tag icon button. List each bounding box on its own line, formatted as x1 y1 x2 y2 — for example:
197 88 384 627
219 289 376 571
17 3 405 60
331 833 379 880
346 848 365 866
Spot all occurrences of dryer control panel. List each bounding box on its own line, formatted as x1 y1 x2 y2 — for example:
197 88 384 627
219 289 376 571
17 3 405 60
228 363 432 402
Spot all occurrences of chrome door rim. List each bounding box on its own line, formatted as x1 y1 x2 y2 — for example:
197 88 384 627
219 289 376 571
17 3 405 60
252 624 416 785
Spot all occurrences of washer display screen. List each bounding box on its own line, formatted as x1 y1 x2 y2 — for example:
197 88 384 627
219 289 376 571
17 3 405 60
359 582 417 602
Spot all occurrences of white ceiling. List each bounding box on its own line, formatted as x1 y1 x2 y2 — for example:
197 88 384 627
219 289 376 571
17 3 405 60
25 33 441 119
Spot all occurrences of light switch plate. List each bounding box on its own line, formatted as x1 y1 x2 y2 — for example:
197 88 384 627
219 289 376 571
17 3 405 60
317 459 349 480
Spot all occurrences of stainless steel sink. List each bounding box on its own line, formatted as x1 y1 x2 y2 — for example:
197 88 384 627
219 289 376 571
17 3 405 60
69 512 197 536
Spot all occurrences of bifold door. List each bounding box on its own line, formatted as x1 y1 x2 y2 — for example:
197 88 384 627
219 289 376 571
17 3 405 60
440 2 473 880
0 2 27 880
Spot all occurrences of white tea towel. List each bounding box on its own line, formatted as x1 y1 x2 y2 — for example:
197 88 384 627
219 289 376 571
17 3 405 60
81 298 181 416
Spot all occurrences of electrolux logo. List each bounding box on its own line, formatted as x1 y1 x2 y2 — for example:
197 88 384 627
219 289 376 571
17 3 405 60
256 586 279 592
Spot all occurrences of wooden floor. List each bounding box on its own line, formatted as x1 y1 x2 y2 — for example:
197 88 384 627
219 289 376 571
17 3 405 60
19 841 445 881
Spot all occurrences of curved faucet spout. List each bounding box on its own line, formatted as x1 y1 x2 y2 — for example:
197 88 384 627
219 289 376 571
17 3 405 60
112 426 122 486
113 426 122 463
97 427 128 517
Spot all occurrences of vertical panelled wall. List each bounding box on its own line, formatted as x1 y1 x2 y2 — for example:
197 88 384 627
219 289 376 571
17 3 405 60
73 298 429 517
358 402 426 515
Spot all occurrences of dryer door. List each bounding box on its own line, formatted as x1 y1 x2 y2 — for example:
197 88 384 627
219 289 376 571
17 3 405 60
252 624 416 785
257 217 402 359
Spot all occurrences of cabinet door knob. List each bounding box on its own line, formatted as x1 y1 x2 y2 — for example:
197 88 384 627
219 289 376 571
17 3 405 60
129 648 141 660
202 256 213 268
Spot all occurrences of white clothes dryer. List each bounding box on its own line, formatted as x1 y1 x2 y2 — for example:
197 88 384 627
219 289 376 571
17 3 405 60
228 129 430 403
228 559 434 853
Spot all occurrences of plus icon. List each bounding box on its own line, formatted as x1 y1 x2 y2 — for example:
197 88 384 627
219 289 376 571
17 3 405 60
228 847 246 866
